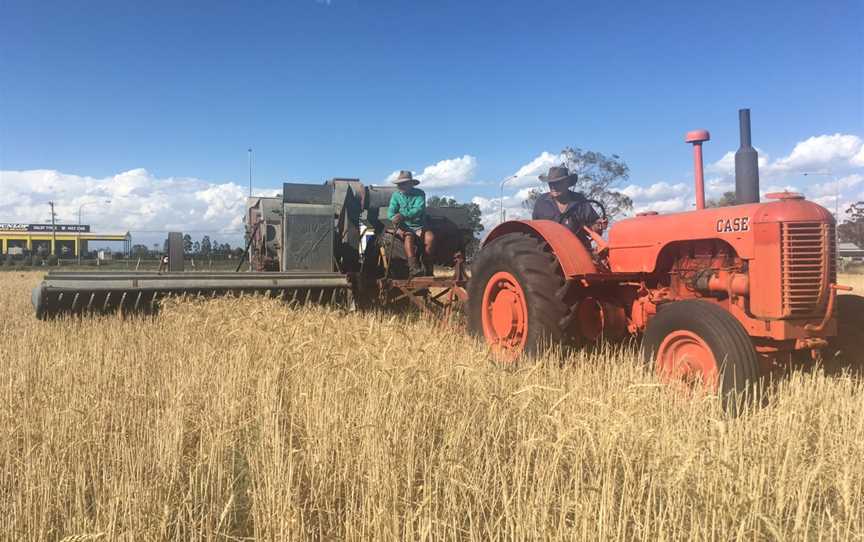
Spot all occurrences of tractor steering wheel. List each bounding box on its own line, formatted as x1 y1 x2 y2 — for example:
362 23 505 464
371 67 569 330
557 197 608 230
585 198 607 224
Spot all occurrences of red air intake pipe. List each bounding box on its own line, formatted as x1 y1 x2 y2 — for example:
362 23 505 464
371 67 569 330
685 129 711 210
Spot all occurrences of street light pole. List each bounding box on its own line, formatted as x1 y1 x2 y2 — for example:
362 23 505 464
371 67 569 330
248 147 253 197
498 175 518 225
77 200 112 265
48 201 57 257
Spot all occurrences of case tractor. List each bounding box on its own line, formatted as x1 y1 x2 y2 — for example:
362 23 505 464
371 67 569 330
468 109 863 401
32 109 863 404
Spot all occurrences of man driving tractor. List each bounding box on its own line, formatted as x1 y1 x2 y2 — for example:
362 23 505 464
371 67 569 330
532 165 607 248
388 170 435 277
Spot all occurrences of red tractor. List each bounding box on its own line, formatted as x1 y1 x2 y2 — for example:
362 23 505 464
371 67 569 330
468 109 863 404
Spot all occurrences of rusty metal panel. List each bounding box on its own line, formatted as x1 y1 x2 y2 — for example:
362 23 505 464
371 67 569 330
167 232 184 272
283 183 332 205
427 206 472 230
365 185 396 209
258 197 283 223
282 203 334 271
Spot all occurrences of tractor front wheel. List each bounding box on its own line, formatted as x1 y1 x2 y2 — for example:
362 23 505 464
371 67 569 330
467 233 569 361
642 300 761 414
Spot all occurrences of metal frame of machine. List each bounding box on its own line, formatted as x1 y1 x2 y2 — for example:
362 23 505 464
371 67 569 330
33 178 475 321
31 108 863 410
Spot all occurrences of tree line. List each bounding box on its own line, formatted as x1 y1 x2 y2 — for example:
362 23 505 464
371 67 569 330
130 235 243 259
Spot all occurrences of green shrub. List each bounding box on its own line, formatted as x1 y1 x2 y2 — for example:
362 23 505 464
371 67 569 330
31 256 42 267
46 254 59 266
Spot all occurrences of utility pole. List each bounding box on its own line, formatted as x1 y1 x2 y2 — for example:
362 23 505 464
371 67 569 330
77 199 111 265
48 201 57 256
248 147 253 197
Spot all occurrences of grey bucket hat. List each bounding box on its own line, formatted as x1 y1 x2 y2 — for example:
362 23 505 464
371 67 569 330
391 170 420 186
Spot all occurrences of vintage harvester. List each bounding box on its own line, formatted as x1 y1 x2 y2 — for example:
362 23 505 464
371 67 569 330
468 109 863 404
33 179 474 319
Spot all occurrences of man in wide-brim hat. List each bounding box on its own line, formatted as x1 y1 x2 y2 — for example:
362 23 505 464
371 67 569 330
531 165 604 248
388 170 435 277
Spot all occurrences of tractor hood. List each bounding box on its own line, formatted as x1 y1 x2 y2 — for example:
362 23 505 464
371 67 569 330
607 194 834 273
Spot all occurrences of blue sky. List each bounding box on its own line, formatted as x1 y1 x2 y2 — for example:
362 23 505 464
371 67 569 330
1 0 862 242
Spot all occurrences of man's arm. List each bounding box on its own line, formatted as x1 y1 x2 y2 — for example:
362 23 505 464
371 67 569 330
582 203 600 224
531 200 541 220
580 202 606 233
387 193 400 221
532 196 553 221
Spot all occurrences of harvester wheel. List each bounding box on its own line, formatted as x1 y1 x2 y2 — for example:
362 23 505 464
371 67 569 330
467 232 568 360
828 294 864 369
642 300 761 414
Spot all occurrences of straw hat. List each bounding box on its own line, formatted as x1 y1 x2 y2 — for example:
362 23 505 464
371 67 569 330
539 165 577 185
391 170 420 186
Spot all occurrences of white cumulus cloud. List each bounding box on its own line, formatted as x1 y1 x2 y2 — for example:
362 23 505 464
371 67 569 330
770 134 863 172
508 151 563 188
472 194 531 233
620 181 688 202
698 132 864 217
472 151 564 231
707 133 864 182
0 168 254 246
705 149 770 177
386 155 478 189
619 182 694 214
852 145 864 167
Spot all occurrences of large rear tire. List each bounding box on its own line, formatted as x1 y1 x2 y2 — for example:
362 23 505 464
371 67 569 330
642 300 761 414
467 233 569 360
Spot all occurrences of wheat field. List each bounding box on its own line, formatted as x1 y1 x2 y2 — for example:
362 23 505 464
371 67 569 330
2 272 863 541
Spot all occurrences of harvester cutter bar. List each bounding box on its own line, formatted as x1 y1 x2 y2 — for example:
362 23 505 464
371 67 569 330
33 271 351 320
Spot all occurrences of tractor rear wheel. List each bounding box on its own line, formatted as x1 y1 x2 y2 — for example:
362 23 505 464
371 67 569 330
642 300 761 414
828 294 864 369
467 232 568 361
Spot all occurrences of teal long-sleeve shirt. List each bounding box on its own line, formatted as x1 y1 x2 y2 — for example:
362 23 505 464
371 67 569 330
387 188 426 229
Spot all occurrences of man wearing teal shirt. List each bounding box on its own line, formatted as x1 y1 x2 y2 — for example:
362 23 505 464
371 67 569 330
388 170 435 277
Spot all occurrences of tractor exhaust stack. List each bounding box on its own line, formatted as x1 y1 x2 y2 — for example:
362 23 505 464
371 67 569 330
735 108 760 204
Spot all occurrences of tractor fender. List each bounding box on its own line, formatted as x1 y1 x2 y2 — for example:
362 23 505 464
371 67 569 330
483 220 597 278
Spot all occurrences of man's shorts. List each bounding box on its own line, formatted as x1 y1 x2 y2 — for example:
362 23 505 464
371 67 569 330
397 225 424 238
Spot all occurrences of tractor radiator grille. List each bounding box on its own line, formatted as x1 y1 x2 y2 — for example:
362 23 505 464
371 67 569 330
780 222 836 317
